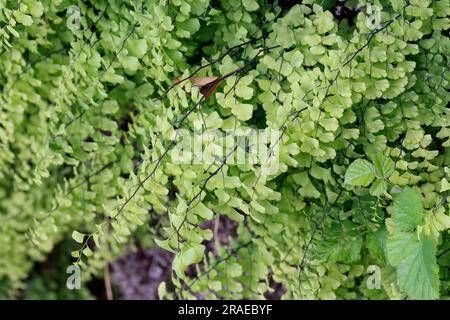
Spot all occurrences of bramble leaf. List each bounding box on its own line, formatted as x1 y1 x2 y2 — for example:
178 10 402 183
344 159 375 186
398 236 439 298
372 154 395 178
392 187 423 232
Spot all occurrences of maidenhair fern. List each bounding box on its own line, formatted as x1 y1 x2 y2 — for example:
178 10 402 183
0 0 449 300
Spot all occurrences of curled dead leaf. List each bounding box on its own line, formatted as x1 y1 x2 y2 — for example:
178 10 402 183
172 76 222 99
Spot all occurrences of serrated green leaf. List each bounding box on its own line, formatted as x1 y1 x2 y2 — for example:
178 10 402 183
344 159 375 186
392 187 423 232
396 236 439 300
317 221 363 263
387 231 418 266
370 178 387 197
372 154 394 178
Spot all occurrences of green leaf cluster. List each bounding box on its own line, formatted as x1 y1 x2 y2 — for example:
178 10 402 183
0 0 448 300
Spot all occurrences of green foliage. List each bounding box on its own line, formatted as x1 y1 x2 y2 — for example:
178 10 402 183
345 159 376 186
345 155 395 196
0 0 449 300
387 187 439 299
